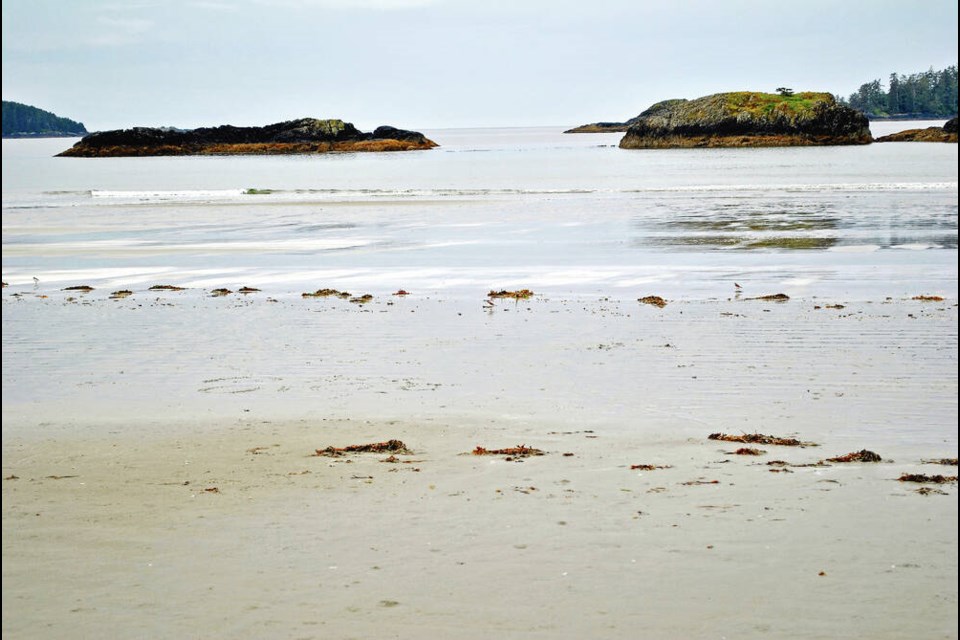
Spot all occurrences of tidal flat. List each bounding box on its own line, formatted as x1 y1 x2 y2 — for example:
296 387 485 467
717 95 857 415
2 289 956 639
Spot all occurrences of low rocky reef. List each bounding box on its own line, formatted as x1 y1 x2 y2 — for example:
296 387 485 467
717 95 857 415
617 92 872 148
57 118 438 157
874 117 958 143
564 118 642 134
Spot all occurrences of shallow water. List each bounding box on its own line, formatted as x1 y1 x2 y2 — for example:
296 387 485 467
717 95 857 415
2 125 957 299
2 126 957 447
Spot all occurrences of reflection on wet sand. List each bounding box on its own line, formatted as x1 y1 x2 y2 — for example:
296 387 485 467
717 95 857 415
637 200 840 250
634 195 956 250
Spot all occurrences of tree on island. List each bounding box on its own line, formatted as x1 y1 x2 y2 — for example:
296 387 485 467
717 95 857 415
776 87 794 97
843 66 958 118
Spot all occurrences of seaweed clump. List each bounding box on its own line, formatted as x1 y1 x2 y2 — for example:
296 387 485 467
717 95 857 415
639 296 668 308
826 450 881 463
302 288 351 299
314 439 411 457
897 473 957 484
732 447 765 455
488 289 534 299
750 293 790 301
472 445 545 457
709 432 817 447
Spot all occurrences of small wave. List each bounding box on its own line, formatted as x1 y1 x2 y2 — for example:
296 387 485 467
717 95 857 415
261 183 957 197
90 189 247 200
81 182 956 203
625 182 958 194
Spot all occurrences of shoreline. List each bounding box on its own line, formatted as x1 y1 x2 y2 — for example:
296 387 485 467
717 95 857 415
4 282 957 638
3 292 956 448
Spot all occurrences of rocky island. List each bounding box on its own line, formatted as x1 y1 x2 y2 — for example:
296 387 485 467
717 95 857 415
874 117 958 142
618 92 872 148
57 118 437 157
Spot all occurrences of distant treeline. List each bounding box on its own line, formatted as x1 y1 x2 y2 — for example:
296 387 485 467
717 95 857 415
842 66 958 118
2 101 88 137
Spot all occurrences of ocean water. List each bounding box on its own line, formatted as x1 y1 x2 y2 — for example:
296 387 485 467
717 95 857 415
2 123 957 299
2 124 958 441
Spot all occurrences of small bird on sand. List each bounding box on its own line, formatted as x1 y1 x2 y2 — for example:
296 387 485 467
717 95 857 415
734 283 742 290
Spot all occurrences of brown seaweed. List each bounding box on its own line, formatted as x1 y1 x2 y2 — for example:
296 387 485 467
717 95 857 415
732 447 765 455
109 289 133 299
911 295 944 302
302 288 351 299
472 445 545 457
826 450 881 463
638 295 668 308
149 284 186 291
62 285 94 292
922 458 958 466
897 473 957 484
487 289 534 299
915 487 949 495
314 439 411 457
630 464 672 470
709 432 817 447
767 460 829 468
748 293 790 301
210 288 232 296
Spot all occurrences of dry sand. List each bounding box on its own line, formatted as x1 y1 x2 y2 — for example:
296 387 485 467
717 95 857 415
2 290 957 639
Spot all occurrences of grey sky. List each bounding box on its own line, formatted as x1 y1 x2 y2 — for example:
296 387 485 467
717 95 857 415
2 0 957 131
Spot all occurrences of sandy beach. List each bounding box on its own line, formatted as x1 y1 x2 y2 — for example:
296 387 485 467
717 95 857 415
2 289 957 639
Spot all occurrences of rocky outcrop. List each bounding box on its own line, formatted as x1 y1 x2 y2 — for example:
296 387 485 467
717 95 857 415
619 92 872 148
564 122 633 133
57 118 438 157
875 117 958 142
565 118 642 134
564 100 690 134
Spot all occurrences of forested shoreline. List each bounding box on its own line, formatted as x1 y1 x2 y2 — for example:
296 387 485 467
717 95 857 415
843 66 958 119
2 101 87 137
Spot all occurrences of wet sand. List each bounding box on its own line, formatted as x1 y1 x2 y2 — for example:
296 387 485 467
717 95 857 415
2 290 957 639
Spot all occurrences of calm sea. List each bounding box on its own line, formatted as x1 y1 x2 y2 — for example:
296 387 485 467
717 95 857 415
2 122 957 299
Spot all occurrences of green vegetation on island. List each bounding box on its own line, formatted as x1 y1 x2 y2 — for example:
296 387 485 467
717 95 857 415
843 66 958 119
619 91 871 148
2 101 88 138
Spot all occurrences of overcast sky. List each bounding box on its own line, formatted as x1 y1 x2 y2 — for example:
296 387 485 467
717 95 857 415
3 0 957 131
